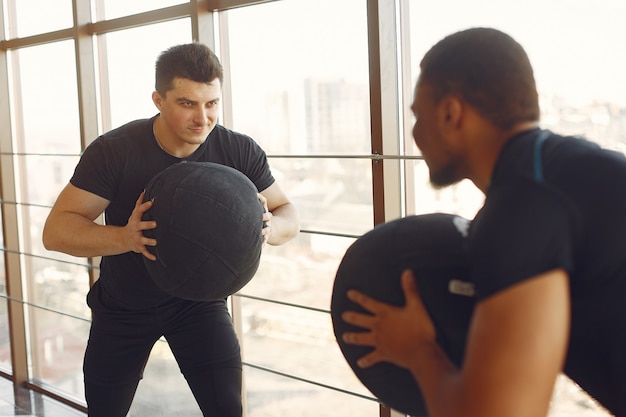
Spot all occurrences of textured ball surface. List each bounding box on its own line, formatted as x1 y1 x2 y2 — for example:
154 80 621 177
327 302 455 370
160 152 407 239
330 213 475 416
142 161 264 300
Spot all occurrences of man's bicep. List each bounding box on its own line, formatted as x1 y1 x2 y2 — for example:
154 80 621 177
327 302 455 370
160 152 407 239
50 183 110 221
461 269 570 417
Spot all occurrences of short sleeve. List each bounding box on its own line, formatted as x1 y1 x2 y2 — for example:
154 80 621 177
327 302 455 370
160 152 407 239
470 179 575 300
70 138 121 201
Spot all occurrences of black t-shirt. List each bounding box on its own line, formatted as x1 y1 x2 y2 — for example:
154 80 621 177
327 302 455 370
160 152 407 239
71 115 275 310
470 128 626 415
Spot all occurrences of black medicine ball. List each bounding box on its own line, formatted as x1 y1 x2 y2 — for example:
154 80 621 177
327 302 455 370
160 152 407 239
142 161 265 301
330 213 476 416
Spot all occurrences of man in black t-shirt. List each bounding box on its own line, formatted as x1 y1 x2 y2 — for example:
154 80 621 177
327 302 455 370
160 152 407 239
43 43 299 417
340 28 626 416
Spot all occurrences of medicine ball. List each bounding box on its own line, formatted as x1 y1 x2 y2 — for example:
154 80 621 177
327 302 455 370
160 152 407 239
330 213 475 416
142 161 265 301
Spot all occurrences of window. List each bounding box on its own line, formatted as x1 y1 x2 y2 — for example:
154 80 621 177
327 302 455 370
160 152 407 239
223 0 378 414
98 19 192 129
6 40 88 396
12 0 73 38
95 0 187 20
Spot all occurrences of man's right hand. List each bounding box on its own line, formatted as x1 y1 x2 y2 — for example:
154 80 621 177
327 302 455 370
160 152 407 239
125 191 158 261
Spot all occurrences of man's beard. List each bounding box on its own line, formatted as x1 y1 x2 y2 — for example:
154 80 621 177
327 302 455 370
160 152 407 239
429 162 461 189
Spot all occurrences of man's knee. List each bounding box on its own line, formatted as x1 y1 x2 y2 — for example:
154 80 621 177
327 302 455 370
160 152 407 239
84 379 140 417
186 365 243 417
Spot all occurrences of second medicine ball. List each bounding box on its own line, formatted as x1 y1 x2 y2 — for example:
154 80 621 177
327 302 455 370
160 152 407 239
330 213 476 416
142 161 265 301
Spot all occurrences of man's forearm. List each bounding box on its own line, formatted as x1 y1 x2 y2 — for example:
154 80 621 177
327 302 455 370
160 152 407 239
407 342 464 417
43 212 129 258
267 203 299 246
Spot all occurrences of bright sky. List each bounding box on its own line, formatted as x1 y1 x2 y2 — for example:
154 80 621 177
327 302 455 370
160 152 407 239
409 0 626 106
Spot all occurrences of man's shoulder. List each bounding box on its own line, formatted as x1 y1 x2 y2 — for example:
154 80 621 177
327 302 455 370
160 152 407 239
210 124 255 141
85 117 155 156
99 117 154 141
208 124 265 153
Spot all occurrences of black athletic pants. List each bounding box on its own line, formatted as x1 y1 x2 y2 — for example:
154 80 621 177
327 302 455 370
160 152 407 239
83 284 242 417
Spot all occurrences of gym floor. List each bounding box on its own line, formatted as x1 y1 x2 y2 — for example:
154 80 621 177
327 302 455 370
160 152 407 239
0 373 614 417
0 378 85 417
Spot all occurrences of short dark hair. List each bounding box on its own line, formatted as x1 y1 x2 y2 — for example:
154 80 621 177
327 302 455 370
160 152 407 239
155 43 224 95
419 27 539 129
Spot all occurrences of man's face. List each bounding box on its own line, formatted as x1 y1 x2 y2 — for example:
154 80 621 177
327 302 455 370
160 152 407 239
411 80 463 188
153 77 222 146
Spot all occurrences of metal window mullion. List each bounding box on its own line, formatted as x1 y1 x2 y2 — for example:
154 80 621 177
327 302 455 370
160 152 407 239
368 0 404 229
191 0 217 45
86 3 193 35
73 0 101 287
367 0 385 227
73 0 99 150
206 0 278 12
378 0 403 223
1 28 75 50
398 0 415 216
0 0 29 386
368 0 407 416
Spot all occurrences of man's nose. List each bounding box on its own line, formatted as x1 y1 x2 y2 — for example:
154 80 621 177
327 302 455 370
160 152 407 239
193 107 209 125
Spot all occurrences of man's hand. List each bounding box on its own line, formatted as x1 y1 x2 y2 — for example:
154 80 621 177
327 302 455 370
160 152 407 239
258 193 273 246
341 269 437 369
125 191 158 260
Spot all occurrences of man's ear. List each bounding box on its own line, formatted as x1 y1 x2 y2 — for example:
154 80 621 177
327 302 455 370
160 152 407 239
441 95 463 129
152 91 163 110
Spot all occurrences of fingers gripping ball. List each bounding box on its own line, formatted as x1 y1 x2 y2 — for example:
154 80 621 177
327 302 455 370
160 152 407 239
330 213 476 416
142 161 265 301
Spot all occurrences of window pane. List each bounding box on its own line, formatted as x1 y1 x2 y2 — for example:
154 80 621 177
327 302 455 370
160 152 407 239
226 0 370 155
129 340 201 416
27 155 81 208
28 305 90 399
99 19 192 128
31 258 90 318
269 157 373 236
17 204 58 260
28 255 91 397
245 233 355 311
408 0 626 151
408 160 484 219
0 297 10 373
244 360 379 417
97 0 187 20
13 0 73 38
0 208 8 373
224 3 373 413
241 299 377 416
14 41 81 155
0 208 4 286
240 233 377 415
406 0 626 219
